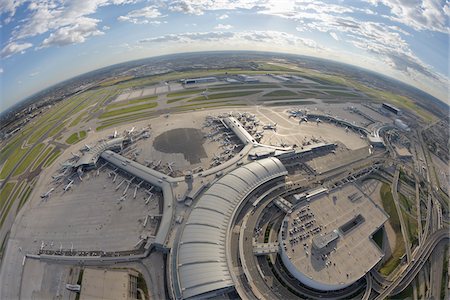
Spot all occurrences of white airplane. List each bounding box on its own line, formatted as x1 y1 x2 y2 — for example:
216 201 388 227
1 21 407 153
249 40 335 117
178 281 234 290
70 152 80 159
41 188 55 198
80 144 91 152
316 118 322 124
153 160 161 168
288 109 303 118
109 129 118 139
127 127 135 134
167 162 175 173
298 117 308 124
345 127 349 133
63 180 74 192
263 123 277 130
118 195 126 202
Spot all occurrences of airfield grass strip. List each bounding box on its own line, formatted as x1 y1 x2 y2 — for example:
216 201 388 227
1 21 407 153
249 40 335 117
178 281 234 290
13 143 45 177
379 183 406 276
66 131 87 145
17 184 33 212
189 90 261 102
325 90 359 97
31 146 54 172
100 102 158 119
48 121 67 138
0 182 16 212
0 181 27 228
167 97 188 104
167 90 201 98
27 121 56 145
0 147 29 180
262 90 298 97
69 114 85 127
107 95 157 110
43 149 61 168
208 84 279 91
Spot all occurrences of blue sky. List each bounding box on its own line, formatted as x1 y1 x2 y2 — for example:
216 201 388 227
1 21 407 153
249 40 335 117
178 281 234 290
1 0 449 112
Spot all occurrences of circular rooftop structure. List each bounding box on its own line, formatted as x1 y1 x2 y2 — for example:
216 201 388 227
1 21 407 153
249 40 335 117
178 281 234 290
278 184 388 291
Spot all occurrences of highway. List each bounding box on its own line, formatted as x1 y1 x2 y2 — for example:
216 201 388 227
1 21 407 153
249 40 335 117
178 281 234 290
391 167 412 263
374 228 448 299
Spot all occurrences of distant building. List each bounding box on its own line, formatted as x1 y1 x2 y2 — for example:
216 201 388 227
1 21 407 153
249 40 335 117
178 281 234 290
368 135 384 147
237 74 259 82
183 77 217 85
394 118 410 131
382 103 400 115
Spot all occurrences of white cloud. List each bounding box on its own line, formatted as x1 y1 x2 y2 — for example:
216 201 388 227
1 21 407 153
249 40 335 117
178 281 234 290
40 18 104 48
3 0 142 57
139 30 324 52
365 0 450 33
117 5 163 24
0 67 3 74
218 14 229 20
29 71 39 77
329 32 339 41
1 41 33 58
167 0 262 15
0 0 27 18
214 24 233 30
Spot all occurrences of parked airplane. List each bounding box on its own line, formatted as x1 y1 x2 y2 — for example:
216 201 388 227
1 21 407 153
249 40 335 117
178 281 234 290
41 188 55 198
63 180 74 192
80 144 91 152
127 127 135 134
109 129 118 139
263 123 277 130
316 118 322 124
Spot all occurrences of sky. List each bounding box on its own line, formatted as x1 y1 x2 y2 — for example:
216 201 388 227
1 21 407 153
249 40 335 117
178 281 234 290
0 0 449 112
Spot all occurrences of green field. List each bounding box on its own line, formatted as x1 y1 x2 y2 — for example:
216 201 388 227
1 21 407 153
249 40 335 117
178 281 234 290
100 102 158 119
31 146 54 172
209 84 279 91
107 95 157 109
263 90 297 97
0 182 16 211
379 183 406 276
43 149 61 168
189 90 261 102
0 146 29 180
167 97 188 104
13 143 45 176
325 90 359 97
167 89 201 98
66 131 87 144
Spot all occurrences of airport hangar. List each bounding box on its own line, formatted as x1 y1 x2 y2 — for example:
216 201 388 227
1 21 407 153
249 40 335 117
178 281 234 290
49 113 388 299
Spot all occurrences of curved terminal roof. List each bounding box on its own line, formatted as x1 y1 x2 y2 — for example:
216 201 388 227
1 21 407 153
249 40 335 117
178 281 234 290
75 137 125 168
176 157 287 299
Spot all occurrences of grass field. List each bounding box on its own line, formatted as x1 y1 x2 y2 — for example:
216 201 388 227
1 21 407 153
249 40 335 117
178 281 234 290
66 131 87 144
0 182 16 211
107 95 157 109
325 90 359 97
100 102 158 118
43 149 61 168
167 89 201 98
379 183 406 276
263 90 297 97
0 181 25 228
167 97 188 104
0 146 29 180
189 90 261 102
31 146 54 172
13 143 45 176
208 84 279 91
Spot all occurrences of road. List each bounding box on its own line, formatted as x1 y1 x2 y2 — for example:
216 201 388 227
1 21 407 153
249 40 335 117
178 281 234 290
392 167 412 263
374 228 448 299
